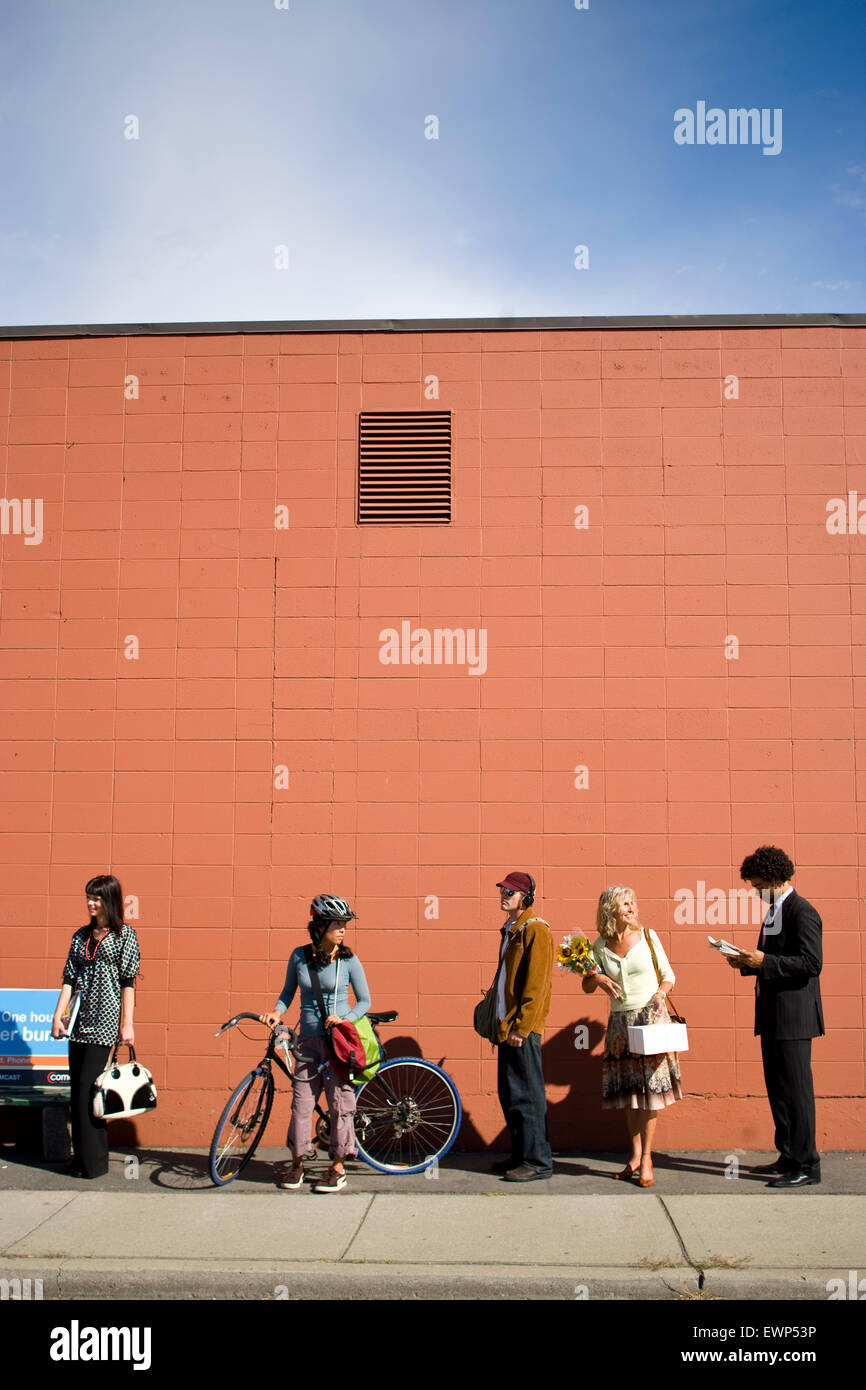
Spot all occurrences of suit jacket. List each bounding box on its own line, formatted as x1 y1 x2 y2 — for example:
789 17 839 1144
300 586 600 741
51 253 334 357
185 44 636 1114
740 889 824 1040
495 907 554 1043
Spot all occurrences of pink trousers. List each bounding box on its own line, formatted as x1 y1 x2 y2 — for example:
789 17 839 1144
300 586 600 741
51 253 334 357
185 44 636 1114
288 1035 357 1159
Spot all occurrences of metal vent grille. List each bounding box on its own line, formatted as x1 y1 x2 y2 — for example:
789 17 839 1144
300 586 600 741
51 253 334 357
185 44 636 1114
358 412 451 524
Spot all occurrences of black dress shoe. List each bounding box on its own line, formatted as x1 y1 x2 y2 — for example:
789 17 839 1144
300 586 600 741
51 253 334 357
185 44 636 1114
490 1157 520 1174
768 1169 821 1188
752 1158 792 1175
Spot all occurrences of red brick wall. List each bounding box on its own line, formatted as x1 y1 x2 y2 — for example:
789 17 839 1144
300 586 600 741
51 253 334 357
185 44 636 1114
1 324 864 1150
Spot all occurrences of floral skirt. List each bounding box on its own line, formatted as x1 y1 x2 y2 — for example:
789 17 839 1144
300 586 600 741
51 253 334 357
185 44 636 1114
601 1001 683 1112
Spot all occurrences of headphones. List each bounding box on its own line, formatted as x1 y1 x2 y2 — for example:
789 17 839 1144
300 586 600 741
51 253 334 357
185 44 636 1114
524 873 536 908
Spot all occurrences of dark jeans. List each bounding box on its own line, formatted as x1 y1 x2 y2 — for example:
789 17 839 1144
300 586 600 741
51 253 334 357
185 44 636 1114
760 1035 819 1171
496 1031 553 1173
68 1041 111 1177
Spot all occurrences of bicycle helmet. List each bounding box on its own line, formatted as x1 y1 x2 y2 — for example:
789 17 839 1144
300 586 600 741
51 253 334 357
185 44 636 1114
310 893 356 921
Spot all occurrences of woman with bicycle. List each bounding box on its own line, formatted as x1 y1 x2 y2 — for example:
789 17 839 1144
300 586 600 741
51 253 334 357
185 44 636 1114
260 894 370 1193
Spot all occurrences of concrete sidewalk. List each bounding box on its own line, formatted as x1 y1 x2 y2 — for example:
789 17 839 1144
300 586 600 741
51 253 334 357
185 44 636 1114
1 1150 864 1300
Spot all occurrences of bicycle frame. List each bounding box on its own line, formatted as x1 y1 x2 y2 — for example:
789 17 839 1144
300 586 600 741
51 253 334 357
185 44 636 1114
212 1012 462 1180
233 1019 407 1135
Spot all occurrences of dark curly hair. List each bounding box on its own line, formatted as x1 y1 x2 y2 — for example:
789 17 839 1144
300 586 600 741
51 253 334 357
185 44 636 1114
307 912 355 968
739 846 795 885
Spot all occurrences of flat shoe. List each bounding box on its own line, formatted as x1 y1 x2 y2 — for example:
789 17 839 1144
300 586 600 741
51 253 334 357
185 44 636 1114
503 1164 552 1182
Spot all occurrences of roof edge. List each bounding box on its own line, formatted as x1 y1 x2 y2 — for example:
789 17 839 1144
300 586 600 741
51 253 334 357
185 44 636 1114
1 312 865 340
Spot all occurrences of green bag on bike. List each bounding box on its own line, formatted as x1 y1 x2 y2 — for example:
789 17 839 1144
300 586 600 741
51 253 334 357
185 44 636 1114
306 947 383 1087
330 955 382 1086
350 1014 382 1087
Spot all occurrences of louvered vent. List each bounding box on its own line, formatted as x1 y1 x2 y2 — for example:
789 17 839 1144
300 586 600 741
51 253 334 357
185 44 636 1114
358 412 451 524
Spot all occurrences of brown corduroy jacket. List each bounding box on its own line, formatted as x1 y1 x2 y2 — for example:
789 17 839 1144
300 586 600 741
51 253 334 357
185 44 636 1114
495 906 555 1043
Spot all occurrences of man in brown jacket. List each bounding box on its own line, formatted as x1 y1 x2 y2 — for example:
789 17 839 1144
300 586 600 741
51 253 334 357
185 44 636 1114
492 871 555 1181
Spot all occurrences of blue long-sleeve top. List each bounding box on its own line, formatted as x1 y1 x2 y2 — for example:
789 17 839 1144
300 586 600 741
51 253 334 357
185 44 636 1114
275 947 371 1038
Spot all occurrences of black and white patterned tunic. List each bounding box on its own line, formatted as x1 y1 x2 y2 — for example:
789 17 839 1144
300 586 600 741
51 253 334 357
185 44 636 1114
62 924 141 1046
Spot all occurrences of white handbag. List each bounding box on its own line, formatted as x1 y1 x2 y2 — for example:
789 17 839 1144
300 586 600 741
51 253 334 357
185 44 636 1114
626 930 690 1056
628 1020 690 1055
92 1044 158 1120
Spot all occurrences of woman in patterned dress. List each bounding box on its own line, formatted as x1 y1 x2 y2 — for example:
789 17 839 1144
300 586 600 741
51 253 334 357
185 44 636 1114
581 885 682 1187
51 875 141 1178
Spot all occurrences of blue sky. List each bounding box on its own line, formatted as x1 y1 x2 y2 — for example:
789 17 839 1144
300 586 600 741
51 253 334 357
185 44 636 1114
1 0 864 325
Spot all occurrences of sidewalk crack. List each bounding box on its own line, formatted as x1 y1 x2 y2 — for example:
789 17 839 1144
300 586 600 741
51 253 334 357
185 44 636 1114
1 1193 81 1255
338 1194 376 1262
657 1195 704 1290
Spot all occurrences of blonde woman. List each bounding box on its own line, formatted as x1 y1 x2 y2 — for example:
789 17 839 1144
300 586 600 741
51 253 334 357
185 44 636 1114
581 886 682 1187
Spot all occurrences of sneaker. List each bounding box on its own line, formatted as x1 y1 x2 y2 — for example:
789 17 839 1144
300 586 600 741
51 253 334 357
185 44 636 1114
312 1167 347 1193
277 1162 305 1190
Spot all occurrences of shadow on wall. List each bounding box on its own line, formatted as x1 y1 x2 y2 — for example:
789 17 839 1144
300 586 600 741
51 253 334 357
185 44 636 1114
454 1018 630 1152
544 1018 625 1149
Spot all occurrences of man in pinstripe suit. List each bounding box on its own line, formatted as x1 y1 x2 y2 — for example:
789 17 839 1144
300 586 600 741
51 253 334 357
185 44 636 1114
728 846 824 1188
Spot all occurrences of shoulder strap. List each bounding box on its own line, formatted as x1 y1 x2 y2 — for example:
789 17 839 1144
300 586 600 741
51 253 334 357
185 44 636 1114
304 944 330 1030
642 929 685 1024
643 928 663 986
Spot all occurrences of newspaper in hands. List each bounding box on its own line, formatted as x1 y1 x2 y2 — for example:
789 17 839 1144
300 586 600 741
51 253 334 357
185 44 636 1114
707 936 743 957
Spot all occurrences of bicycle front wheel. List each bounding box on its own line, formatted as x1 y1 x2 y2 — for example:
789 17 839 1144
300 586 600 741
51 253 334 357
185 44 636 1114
209 1067 274 1186
354 1058 462 1174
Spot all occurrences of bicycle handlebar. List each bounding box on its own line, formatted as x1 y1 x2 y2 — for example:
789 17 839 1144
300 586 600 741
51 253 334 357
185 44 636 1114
215 1011 266 1036
214 1012 313 1062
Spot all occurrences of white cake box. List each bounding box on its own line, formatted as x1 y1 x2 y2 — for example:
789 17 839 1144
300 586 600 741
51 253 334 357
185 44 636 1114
627 1022 689 1055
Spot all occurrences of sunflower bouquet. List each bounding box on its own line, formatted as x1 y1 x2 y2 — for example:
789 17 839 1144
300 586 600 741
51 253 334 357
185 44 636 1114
557 933 602 977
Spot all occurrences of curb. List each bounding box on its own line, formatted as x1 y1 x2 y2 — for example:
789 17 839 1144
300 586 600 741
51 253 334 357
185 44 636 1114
0 1258 837 1301
1 1259 699 1301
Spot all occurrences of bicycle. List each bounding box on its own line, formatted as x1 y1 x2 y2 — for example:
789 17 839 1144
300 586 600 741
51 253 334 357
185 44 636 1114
209 1009 462 1185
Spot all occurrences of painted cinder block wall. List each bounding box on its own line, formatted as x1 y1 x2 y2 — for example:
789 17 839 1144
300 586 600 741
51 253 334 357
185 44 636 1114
1 321 864 1151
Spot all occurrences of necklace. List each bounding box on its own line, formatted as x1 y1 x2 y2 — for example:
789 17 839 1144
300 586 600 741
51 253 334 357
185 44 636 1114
85 929 108 961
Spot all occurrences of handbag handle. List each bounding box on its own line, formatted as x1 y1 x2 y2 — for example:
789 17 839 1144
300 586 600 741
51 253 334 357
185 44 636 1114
109 1042 138 1066
643 929 686 1024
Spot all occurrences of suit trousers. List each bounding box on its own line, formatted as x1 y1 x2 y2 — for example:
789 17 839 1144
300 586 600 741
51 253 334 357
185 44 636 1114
760 1035 819 1170
68 1040 111 1178
496 1031 553 1173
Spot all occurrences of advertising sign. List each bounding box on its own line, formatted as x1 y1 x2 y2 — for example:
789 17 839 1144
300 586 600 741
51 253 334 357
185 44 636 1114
0 989 70 1089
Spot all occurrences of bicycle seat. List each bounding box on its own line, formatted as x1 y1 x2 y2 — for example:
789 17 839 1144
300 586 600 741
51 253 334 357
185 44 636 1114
367 1010 398 1026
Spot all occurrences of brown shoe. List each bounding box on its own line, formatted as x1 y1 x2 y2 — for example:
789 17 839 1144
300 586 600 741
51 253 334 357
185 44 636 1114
503 1164 553 1182
277 1161 304 1190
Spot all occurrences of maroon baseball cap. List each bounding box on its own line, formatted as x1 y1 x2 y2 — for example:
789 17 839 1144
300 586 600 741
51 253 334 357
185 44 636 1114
496 872 534 896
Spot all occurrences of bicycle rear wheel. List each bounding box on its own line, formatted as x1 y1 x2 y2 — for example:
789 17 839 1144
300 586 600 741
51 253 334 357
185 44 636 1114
353 1058 461 1174
209 1067 274 1186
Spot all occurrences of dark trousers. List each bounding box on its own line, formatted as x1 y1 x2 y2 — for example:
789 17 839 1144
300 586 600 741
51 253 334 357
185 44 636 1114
68 1041 111 1177
496 1032 552 1173
760 1036 819 1171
